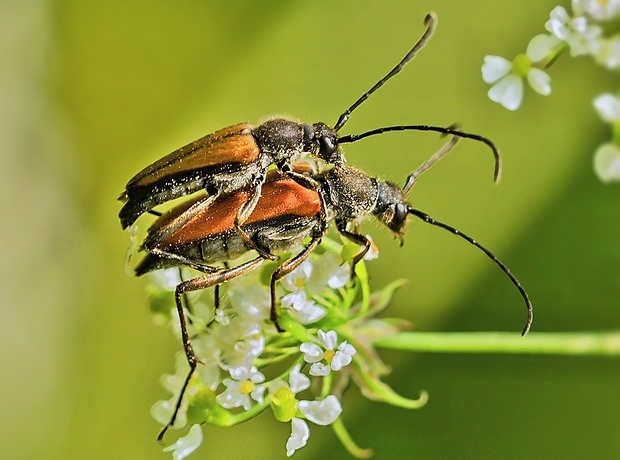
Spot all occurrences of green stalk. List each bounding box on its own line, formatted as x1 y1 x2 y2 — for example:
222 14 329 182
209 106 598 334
374 332 620 356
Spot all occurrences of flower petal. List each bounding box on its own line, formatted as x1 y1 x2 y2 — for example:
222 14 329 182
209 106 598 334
286 418 310 457
481 55 512 83
289 364 311 393
545 6 570 40
330 351 353 371
593 93 620 123
317 329 338 350
151 399 175 426
527 34 560 62
163 424 203 460
327 264 350 289
488 75 524 111
527 68 551 95
284 291 325 324
298 395 342 426
309 362 331 376
594 143 620 182
300 342 323 363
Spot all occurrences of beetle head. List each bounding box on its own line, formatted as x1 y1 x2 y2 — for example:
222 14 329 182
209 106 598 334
305 122 342 163
373 180 411 240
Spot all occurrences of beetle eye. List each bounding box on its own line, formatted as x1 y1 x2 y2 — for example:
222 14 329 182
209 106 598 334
319 134 336 155
393 204 408 227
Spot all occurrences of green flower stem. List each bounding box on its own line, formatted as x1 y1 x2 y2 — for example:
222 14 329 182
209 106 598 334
332 417 373 459
374 332 620 356
542 41 569 68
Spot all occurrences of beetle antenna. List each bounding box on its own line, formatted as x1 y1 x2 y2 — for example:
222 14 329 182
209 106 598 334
408 207 533 336
403 133 461 193
333 12 437 132
339 124 501 182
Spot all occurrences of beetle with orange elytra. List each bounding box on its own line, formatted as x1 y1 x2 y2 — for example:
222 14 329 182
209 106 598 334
118 13 501 259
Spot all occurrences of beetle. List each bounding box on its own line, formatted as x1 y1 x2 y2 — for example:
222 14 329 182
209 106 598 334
137 137 534 355
136 137 533 439
118 12 501 259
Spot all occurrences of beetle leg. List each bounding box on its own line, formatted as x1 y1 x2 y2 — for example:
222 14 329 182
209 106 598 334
158 256 266 442
269 235 322 329
149 247 220 274
286 171 330 234
233 179 279 261
336 219 371 277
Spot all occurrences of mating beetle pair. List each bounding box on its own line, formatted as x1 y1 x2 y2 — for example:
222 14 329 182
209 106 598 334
119 12 533 439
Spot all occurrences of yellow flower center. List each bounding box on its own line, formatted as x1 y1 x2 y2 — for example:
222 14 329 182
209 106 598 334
324 349 336 363
293 278 305 289
271 387 298 422
512 54 532 77
239 380 255 395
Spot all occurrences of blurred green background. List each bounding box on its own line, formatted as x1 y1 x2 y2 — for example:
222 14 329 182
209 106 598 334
3 1 619 459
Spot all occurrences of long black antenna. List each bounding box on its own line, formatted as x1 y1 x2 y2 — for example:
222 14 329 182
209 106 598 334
339 124 502 182
333 12 437 132
408 208 533 336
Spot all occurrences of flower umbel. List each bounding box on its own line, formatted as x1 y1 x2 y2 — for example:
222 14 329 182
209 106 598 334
148 238 422 459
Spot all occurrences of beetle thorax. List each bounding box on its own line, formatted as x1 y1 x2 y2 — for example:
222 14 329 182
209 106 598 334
252 119 307 166
322 164 379 220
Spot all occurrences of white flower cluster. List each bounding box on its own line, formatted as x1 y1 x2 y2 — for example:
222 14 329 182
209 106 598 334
481 1 620 181
147 239 423 459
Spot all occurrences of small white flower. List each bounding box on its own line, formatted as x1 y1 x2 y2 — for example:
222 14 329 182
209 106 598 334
595 35 620 69
269 365 312 456
482 35 555 111
269 365 311 411
594 93 620 123
286 417 310 457
163 424 203 460
545 6 602 56
281 259 313 292
228 284 270 320
594 143 620 182
546 6 574 41
573 0 620 21
300 330 356 376
274 370 341 457
305 251 350 293
216 366 266 410
284 395 342 456
282 290 326 324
